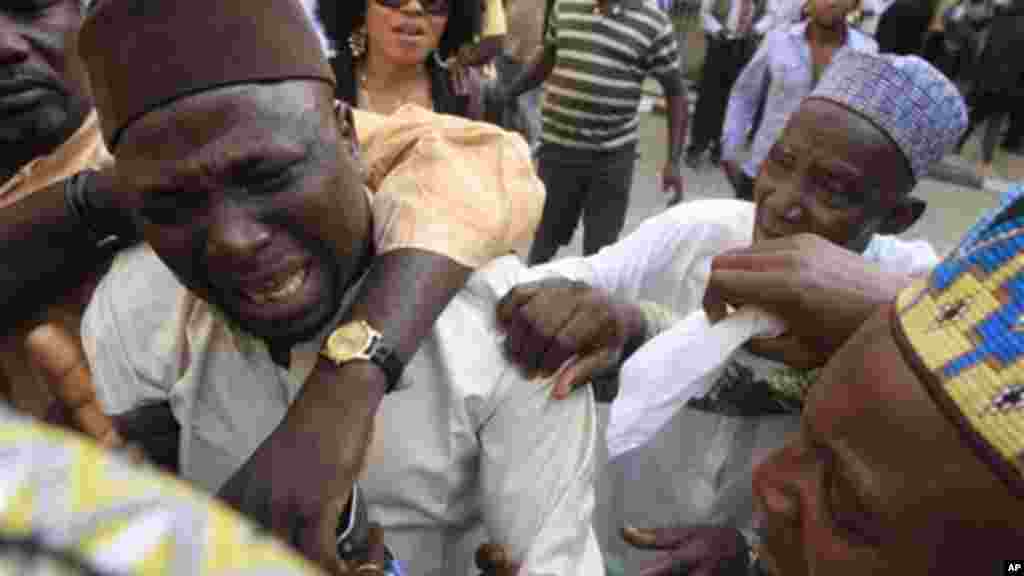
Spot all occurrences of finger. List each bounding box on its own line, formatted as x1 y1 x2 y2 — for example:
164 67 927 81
744 335 823 370
553 349 617 399
496 284 541 329
636 538 718 576
518 289 580 377
538 305 601 377
709 248 803 273
705 269 799 313
622 525 691 550
703 286 729 324
638 552 693 576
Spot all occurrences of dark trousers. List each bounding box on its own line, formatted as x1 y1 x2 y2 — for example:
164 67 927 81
528 142 637 265
729 170 756 201
1005 104 1024 149
960 90 1017 163
689 34 755 155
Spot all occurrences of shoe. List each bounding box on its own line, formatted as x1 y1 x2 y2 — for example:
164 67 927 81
709 147 722 165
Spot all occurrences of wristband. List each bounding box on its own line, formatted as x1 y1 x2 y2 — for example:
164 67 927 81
64 171 137 248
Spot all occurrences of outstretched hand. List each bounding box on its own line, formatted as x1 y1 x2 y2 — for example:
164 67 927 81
706 234 915 369
623 524 751 576
496 278 646 399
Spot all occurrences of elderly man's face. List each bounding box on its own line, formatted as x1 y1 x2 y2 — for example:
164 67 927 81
752 306 1024 575
114 81 370 347
0 0 91 163
752 99 916 254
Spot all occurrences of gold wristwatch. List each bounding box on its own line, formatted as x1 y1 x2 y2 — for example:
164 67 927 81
321 320 405 393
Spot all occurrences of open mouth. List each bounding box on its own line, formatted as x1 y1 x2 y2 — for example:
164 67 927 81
240 266 309 305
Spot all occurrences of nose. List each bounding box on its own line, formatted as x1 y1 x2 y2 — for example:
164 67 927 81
0 16 30 67
772 178 809 227
206 200 273 263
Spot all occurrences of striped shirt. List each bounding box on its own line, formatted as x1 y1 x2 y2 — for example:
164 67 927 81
542 0 680 150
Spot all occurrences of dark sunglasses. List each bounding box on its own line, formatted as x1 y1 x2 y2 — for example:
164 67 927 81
374 0 450 16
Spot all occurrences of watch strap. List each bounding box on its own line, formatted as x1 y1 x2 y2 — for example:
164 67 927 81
367 336 406 394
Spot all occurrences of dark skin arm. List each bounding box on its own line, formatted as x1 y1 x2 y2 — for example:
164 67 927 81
456 35 506 68
653 68 688 202
217 248 472 568
504 43 556 99
0 173 127 333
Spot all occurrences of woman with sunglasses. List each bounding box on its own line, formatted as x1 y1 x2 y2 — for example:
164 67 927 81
319 0 487 118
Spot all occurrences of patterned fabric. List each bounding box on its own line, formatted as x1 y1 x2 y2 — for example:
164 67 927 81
0 404 323 575
896 183 1024 496
808 49 967 182
542 0 680 150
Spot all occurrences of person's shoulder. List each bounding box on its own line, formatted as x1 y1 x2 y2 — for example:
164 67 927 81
661 198 757 235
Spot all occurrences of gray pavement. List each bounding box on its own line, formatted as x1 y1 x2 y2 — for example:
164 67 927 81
527 113 1010 571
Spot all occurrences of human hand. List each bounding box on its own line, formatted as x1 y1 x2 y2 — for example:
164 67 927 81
217 361 385 570
662 161 685 204
25 322 124 448
495 278 646 399
475 543 521 576
622 524 751 576
706 234 914 369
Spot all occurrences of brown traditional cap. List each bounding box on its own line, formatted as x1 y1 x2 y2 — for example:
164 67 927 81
79 0 336 150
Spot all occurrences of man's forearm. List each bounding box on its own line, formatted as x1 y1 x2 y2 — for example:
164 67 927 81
464 36 505 67
665 90 689 165
0 180 120 330
506 45 556 98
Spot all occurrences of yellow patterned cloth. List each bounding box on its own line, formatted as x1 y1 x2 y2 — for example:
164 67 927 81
0 404 323 576
896 184 1024 496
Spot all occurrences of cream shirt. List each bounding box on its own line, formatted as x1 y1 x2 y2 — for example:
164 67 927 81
82 249 601 576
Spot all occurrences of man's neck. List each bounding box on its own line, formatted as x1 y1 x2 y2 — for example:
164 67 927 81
806 19 847 47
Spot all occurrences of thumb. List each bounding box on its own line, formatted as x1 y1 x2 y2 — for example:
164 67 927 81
551 349 616 399
744 334 821 370
25 323 118 444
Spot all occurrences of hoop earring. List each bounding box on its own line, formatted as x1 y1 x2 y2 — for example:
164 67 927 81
349 25 367 59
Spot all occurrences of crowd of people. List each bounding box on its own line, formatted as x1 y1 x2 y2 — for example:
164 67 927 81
0 0 1021 575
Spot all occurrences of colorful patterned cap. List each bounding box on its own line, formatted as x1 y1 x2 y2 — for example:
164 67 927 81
895 184 1024 496
808 49 967 182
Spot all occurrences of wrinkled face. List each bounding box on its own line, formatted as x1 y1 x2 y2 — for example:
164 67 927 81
0 0 91 164
752 306 1024 575
365 0 448 67
114 81 370 348
808 0 857 28
752 99 913 253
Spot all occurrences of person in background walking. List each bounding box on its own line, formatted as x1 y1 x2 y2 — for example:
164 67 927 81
721 0 875 200
502 0 689 264
685 0 772 168
956 0 1024 177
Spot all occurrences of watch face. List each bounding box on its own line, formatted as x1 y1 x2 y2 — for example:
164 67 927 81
326 322 371 360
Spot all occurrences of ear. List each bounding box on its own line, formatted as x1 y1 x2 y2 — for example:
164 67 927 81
878 197 926 235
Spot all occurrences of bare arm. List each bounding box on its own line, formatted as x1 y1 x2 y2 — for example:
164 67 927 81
0 172 135 332
505 44 556 98
218 248 472 567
